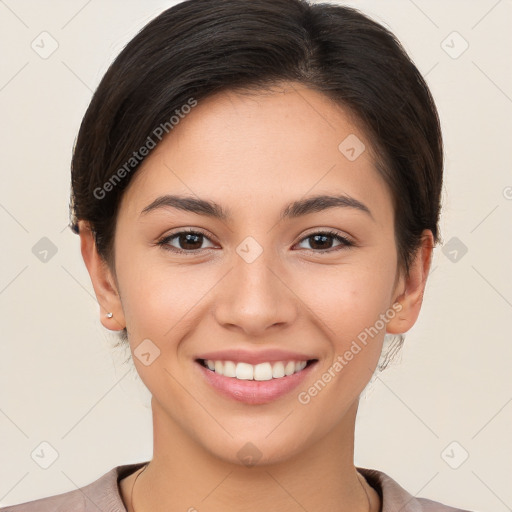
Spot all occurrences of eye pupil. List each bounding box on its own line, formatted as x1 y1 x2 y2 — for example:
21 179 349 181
180 232 203 249
309 234 333 250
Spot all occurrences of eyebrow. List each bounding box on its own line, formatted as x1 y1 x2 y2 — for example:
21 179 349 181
140 193 374 222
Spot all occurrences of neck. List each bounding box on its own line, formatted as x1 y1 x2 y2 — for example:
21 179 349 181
129 398 377 512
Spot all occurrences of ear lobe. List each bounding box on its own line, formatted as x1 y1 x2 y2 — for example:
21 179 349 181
78 220 126 331
386 230 434 335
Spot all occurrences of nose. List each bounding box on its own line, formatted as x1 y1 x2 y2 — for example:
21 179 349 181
212 249 299 337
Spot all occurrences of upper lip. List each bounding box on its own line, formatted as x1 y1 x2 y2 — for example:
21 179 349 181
196 349 317 365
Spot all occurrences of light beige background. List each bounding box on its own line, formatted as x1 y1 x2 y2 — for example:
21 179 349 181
1 1 511 510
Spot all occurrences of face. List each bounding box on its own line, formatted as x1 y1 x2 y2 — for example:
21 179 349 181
82 82 429 466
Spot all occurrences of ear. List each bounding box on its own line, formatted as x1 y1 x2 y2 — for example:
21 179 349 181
386 229 434 335
78 220 126 331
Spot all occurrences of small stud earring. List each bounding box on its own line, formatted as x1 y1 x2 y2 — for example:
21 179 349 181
106 312 113 318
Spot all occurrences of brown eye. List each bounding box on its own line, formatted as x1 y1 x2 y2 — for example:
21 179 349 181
296 231 354 252
158 229 216 253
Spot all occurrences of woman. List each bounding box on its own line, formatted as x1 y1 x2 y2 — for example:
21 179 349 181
1 0 475 511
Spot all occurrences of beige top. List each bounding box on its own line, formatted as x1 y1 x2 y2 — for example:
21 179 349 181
0 462 474 512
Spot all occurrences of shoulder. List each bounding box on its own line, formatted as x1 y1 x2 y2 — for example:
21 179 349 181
0 487 86 512
0 462 148 512
357 467 477 512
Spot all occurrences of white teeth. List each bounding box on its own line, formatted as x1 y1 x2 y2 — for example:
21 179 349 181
272 361 285 378
254 362 272 381
223 360 236 377
204 359 310 380
285 361 295 376
214 360 224 375
296 361 307 372
236 362 254 380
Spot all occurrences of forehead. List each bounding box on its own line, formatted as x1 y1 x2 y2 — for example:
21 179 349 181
119 83 394 230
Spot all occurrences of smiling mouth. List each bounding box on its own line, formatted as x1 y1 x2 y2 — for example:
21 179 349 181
196 358 318 381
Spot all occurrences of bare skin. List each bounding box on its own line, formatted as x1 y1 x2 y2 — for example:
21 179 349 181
79 81 433 512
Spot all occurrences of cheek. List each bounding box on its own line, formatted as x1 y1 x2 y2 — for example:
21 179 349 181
292 266 394 414
300 262 394 344
116 255 214 341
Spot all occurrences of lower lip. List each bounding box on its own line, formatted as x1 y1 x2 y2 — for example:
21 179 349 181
195 360 317 405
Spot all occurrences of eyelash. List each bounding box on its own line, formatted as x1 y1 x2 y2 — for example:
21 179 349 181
156 228 355 255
